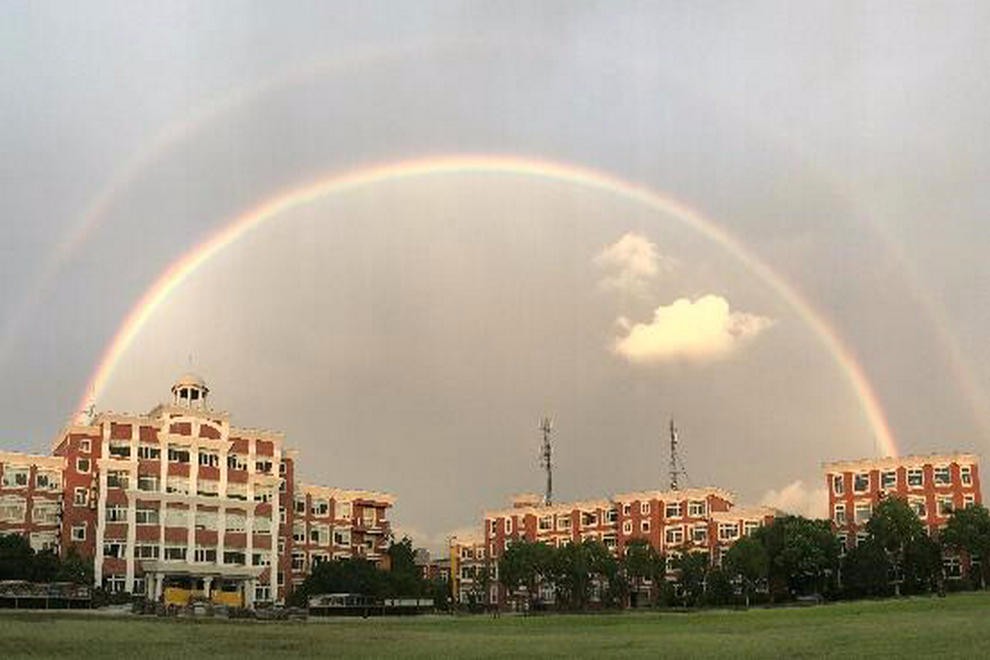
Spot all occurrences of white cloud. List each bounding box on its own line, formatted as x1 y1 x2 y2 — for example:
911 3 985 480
612 294 774 364
594 232 665 296
760 480 828 519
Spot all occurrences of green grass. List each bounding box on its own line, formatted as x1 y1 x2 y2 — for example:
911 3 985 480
2 592 990 658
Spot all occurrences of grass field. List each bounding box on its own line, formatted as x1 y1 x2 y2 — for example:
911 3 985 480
2 592 990 658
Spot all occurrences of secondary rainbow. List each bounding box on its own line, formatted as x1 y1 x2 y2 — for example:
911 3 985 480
74 154 899 457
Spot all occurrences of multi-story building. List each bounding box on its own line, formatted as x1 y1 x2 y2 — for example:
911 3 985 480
478 488 775 607
824 453 982 558
449 533 491 605
1 373 394 607
0 451 65 554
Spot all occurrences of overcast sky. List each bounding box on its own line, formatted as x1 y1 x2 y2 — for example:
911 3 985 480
2 2 989 552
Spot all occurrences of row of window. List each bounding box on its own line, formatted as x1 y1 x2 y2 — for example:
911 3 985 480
500 501 712 536
833 465 974 494
0 496 60 524
103 577 275 602
290 522 352 547
101 540 271 566
103 505 273 533
0 467 61 491
833 493 977 525
293 498 356 519
100 472 276 502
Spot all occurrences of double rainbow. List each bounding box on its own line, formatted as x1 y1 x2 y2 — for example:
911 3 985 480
75 154 898 457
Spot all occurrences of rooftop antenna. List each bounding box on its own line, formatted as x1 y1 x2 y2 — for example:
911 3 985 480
539 416 554 505
668 418 686 491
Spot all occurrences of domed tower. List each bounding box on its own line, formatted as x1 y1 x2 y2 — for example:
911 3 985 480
171 372 209 410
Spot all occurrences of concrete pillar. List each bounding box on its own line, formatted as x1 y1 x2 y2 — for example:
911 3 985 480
153 573 163 600
203 576 213 599
245 578 256 609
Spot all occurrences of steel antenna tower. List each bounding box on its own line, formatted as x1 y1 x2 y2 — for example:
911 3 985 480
539 416 554 505
669 418 683 491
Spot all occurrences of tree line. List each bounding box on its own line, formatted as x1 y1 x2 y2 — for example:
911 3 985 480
494 499 990 610
0 536 92 584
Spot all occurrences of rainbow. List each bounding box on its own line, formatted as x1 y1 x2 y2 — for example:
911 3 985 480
75 153 898 457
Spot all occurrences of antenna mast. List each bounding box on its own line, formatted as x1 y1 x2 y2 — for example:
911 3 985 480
669 418 681 491
539 416 554 505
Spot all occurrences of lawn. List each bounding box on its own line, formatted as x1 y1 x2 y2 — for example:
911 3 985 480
2 592 990 658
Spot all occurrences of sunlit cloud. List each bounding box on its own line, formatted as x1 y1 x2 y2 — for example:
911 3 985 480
760 480 828 519
594 232 666 297
612 294 773 364
391 524 480 556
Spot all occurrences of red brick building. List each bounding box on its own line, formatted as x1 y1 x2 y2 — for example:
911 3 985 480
824 453 982 574
1 374 394 607
478 488 776 607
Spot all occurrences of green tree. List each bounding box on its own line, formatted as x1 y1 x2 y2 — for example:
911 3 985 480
55 545 94 585
842 539 891 598
623 539 664 607
672 551 709 607
867 497 931 595
385 537 424 596
0 533 35 580
704 567 734 606
942 503 990 589
724 535 768 607
498 540 553 610
753 516 838 601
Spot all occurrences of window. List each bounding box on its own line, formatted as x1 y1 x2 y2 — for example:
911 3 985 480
255 585 272 602
195 510 217 531
944 555 962 579
856 532 869 547
964 494 976 508
2 496 28 523
71 524 86 541
337 501 352 519
137 444 160 460
32 501 58 525
692 525 708 544
226 483 247 501
832 474 844 494
73 487 88 506
718 523 739 541
167 446 190 463
333 529 351 546
254 487 273 503
103 539 126 558
582 512 597 527
855 503 872 523
105 505 127 523
539 516 552 531
622 503 631 516
622 521 632 535
253 551 271 566
603 534 617 549
254 515 272 534
505 518 512 534
292 523 306 543
255 460 273 474
279 506 286 523
854 473 869 492
640 502 651 516
108 442 130 459
136 507 159 525
133 578 146 595
294 498 306 514
80 439 91 453
881 470 897 489
225 511 246 533
556 515 569 531
164 507 188 527
291 552 306 571
909 498 926 518
76 458 90 473
834 503 846 525
166 476 189 494
164 546 186 561
35 471 59 490
309 524 329 545
198 451 219 468
2 466 29 488
194 547 217 563
961 466 973 486
223 551 246 566
837 534 848 556
137 474 159 492
907 468 923 488
107 470 129 489
278 537 286 553
665 526 684 545
312 499 329 516
197 480 219 497
279 460 287 475
938 497 953 516
135 544 159 559
934 466 951 486
606 508 618 524
744 521 760 536
641 520 651 534
665 502 682 519
227 454 247 471
688 501 706 517
104 575 127 594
